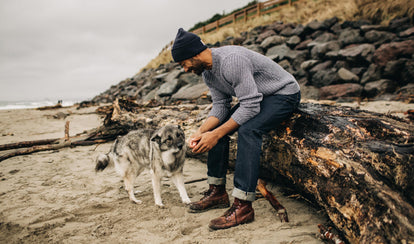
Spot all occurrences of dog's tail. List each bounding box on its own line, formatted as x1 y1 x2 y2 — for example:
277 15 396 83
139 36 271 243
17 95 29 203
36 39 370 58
96 137 120 172
95 153 112 172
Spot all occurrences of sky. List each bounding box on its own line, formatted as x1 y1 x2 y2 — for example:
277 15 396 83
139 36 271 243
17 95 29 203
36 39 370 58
0 0 254 102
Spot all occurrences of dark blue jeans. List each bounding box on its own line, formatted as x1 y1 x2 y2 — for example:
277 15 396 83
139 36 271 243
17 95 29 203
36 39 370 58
206 92 301 201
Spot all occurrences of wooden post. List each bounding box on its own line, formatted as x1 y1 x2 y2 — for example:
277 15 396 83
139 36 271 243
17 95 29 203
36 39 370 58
244 9 247 22
233 13 236 24
216 20 219 31
202 26 206 34
289 0 292 6
64 121 70 141
257 3 261 17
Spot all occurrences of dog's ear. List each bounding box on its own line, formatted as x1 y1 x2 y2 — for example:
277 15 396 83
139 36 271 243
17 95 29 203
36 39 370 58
151 134 161 144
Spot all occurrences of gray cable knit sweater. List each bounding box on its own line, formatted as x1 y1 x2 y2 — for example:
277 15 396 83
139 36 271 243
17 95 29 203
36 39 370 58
202 45 300 125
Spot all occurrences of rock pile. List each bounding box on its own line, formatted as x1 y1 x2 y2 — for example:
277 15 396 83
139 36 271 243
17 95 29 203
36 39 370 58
90 16 414 105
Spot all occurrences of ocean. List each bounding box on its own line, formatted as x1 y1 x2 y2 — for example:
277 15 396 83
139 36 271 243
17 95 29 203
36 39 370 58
0 99 82 110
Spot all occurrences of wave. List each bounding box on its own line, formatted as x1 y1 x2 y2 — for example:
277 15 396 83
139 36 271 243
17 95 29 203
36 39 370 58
0 100 79 110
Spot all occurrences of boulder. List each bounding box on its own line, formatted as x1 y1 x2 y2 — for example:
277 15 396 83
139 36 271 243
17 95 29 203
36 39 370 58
399 27 414 37
286 35 301 48
373 40 414 66
319 83 363 100
364 79 397 97
299 84 320 100
311 69 339 87
338 44 376 64
295 39 312 50
309 60 333 75
361 64 381 84
178 73 202 84
260 35 286 49
156 78 184 97
265 43 291 60
338 28 364 46
310 41 341 59
245 44 264 55
256 29 277 43
364 30 396 46
306 19 329 31
300 60 320 71
338 68 360 83
172 83 210 101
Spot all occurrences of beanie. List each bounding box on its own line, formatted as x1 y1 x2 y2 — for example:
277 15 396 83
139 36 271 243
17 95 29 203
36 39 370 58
171 28 207 62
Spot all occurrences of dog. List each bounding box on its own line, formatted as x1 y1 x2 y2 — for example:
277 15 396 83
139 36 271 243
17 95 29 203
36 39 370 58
95 125 191 207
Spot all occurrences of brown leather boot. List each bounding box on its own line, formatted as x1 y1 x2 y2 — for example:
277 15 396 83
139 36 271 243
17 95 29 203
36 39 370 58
188 185 230 213
208 198 254 230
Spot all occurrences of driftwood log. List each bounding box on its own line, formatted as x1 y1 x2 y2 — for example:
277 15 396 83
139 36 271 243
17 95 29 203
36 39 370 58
259 103 414 243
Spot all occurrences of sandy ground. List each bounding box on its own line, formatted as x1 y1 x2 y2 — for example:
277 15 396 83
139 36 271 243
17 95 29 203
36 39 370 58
0 101 412 243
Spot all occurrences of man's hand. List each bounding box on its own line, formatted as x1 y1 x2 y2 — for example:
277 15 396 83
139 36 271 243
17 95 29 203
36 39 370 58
188 132 202 149
188 116 239 154
191 131 220 154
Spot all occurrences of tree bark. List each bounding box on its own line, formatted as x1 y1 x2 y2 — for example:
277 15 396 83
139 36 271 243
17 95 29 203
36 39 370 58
259 103 414 243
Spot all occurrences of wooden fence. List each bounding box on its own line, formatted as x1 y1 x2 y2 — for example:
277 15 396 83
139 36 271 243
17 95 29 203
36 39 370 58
192 0 299 35
156 0 302 59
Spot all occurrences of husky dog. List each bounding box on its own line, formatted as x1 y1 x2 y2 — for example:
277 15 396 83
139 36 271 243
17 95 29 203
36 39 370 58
95 125 191 206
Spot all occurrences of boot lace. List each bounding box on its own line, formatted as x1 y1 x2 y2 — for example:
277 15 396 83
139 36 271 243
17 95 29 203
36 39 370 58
200 189 213 200
224 203 238 218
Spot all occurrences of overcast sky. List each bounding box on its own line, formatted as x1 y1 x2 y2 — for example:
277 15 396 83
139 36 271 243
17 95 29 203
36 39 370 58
0 0 254 102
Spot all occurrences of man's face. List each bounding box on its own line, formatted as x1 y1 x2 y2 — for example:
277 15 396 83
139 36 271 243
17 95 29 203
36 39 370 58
179 57 205 76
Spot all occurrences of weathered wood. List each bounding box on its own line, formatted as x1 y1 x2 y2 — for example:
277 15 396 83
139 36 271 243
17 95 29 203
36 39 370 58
259 103 414 243
318 224 345 244
0 138 60 151
0 135 110 162
257 179 289 222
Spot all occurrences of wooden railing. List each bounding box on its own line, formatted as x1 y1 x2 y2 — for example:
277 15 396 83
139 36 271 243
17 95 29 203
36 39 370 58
192 0 299 35
154 0 303 61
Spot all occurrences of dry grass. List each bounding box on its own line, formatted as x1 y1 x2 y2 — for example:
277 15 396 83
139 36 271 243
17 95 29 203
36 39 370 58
141 0 413 71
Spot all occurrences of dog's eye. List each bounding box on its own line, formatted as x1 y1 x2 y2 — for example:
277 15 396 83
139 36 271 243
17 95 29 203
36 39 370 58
164 136 173 145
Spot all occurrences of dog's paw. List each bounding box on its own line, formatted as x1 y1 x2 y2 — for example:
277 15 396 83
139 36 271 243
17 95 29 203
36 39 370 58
182 198 192 205
132 199 143 204
155 202 165 208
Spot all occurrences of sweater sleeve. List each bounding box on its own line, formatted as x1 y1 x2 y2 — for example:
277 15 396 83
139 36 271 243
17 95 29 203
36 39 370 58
208 85 232 123
222 54 263 125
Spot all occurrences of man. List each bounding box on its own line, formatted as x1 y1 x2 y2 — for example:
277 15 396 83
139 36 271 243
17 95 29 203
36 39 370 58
171 28 300 230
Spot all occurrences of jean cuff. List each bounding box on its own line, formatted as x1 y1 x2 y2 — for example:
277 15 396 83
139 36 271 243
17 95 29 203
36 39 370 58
207 176 226 185
232 187 256 202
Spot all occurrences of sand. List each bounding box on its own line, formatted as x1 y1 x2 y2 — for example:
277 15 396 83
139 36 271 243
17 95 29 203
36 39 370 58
0 101 412 243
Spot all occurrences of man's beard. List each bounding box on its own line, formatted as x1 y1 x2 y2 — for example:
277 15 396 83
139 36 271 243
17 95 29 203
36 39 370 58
188 59 206 76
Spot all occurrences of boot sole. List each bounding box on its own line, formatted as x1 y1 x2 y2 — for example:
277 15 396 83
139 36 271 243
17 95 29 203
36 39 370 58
188 202 230 213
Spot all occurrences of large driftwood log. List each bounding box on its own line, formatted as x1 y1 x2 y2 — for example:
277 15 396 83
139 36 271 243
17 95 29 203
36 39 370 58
260 103 414 243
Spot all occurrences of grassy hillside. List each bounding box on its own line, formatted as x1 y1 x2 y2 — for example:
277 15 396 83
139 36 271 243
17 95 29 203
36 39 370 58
142 0 413 71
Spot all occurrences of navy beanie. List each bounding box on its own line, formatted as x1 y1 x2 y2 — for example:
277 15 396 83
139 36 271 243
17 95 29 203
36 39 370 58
171 28 207 62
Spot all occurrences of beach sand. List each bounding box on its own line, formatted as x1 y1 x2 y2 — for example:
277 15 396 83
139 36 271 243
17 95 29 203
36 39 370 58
0 101 412 243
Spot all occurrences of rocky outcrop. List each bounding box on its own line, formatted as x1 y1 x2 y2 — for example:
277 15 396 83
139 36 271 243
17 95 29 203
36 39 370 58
89 16 413 105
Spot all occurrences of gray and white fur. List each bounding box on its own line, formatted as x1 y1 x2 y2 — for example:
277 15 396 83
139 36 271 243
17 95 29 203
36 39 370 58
95 125 191 206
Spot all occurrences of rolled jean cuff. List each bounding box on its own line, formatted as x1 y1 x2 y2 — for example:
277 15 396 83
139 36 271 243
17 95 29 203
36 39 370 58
232 187 256 202
207 176 226 185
